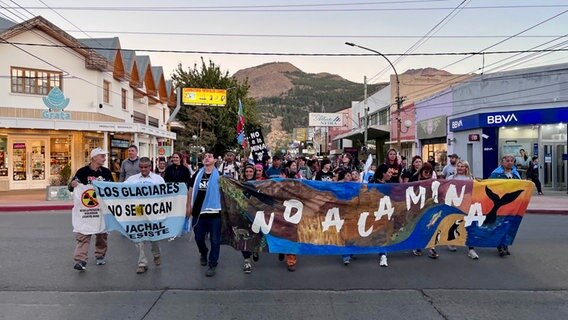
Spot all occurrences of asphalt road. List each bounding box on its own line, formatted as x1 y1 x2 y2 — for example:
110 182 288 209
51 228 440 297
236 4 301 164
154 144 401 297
0 211 567 320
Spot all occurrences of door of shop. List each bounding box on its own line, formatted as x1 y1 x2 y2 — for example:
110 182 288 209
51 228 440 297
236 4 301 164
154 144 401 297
543 143 567 190
10 137 49 190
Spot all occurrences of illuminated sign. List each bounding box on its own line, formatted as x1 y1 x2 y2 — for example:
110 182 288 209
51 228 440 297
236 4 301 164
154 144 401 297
181 88 227 106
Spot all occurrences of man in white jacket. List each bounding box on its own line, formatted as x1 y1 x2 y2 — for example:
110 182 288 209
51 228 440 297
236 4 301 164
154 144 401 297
125 157 165 274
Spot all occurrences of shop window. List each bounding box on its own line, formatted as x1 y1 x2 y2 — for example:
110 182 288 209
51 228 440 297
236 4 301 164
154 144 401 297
50 137 71 175
84 136 103 165
103 80 111 104
121 89 128 110
421 141 447 173
0 137 7 177
11 67 62 95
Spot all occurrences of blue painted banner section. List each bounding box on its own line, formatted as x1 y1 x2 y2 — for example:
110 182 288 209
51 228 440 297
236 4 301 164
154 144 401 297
103 215 187 242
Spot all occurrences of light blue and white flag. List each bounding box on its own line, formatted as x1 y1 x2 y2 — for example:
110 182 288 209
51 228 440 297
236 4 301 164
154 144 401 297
92 181 188 242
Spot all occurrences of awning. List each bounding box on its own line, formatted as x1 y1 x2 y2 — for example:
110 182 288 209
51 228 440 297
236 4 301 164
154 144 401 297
332 124 390 141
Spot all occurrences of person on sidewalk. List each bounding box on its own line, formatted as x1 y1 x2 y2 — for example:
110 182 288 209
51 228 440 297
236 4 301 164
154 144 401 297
69 148 114 271
119 145 140 182
489 154 521 257
187 150 222 277
125 157 165 274
442 154 459 178
526 156 543 195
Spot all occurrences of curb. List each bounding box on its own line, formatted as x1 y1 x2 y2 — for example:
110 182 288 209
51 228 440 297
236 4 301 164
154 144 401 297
0 205 73 212
526 209 568 215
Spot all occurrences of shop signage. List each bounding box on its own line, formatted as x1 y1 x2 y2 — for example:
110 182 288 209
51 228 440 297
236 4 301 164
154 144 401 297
111 139 130 148
309 113 344 127
42 87 71 120
181 88 227 107
468 134 480 141
158 146 172 157
450 107 568 132
417 116 446 139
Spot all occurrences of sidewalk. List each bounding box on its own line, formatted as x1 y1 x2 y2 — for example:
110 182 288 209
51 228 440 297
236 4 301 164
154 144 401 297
1 187 567 214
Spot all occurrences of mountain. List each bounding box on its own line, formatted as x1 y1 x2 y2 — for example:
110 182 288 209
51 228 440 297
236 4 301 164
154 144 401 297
233 62 386 134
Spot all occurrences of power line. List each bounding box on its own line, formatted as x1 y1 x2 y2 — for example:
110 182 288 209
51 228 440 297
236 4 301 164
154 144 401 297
59 30 567 39
2 4 567 12
368 0 470 83
2 40 568 56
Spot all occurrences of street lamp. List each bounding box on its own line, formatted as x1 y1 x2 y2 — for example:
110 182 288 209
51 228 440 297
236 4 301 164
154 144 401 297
345 42 404 153
191 134 198 168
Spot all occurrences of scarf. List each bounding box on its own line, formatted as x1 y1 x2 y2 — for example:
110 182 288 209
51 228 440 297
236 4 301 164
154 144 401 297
191 166 221 213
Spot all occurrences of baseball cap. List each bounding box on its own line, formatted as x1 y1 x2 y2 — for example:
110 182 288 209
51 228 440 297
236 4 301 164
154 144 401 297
91 148 108 158
449 153 459 158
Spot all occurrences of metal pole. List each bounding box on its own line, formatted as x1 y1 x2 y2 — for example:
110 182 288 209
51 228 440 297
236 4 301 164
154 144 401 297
345 42 401 152
363 75 368 149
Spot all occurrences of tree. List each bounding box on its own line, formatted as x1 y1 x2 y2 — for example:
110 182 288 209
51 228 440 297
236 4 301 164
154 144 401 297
171 58 262 156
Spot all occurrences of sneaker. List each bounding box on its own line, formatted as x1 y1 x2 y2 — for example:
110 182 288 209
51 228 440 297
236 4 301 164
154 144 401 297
252 252 260 262
96 257 106 265
504 246 511 255
200 255 207 266
206 266 216 277
278 253 285 261
243 261 252 274
287 264 296 272
379 254 388 267
153 256 161 266
447 245 457 252
136 266 148 274
412 249 423 256
468 249 479 260
343 256 351 266
428 248 439 259
498 246 507 257
73 261 86 271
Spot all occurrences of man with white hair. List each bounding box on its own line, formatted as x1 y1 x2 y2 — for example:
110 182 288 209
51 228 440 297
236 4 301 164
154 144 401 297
69 148 114 271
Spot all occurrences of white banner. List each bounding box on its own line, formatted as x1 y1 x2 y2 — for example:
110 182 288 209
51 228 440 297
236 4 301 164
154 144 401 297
72 184 106 234
309 113 344 127
93 181 188 242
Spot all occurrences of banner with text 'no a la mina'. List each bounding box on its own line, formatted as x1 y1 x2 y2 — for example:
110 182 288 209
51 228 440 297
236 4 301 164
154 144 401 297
219 177 534 255
92 181 188 242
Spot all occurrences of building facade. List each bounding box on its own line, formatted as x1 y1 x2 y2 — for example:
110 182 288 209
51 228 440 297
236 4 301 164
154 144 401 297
448 63 568 188
0 16 175 191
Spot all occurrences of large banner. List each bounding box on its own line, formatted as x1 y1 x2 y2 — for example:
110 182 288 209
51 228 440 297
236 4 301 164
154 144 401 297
220 178 534 255
92 181 188 242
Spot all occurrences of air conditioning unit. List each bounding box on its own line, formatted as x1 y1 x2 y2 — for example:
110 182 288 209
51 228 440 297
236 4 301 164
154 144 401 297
139 97 148 104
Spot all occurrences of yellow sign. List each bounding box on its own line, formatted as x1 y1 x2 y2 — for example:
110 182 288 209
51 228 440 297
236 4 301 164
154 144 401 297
182 88 227 106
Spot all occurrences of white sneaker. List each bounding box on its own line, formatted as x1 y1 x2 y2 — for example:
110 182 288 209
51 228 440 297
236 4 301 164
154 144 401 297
447 245 457 252
468 249 479 260
379 254 388 267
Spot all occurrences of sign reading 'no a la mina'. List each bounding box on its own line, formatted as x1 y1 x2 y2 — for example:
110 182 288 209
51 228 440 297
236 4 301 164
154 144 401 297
309 113 344 127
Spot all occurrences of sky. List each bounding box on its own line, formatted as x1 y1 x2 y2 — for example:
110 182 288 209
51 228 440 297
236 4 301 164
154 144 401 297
1 0 568 84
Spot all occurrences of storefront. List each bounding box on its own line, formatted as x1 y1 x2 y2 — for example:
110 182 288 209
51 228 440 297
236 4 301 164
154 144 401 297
0 123 175 191
417 115 448 174
449 107 568 189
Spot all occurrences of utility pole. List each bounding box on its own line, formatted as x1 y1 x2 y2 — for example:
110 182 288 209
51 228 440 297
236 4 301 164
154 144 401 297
363 76 368 150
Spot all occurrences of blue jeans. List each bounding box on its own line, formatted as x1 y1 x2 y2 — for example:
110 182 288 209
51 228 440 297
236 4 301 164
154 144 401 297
192 215 221 268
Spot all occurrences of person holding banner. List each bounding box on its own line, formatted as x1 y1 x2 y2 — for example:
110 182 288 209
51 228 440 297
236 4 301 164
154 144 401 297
69 148 113 271
370 165 393 267
378 149 403 183
489 154 521 257
187 150 223 277
125 157 166 274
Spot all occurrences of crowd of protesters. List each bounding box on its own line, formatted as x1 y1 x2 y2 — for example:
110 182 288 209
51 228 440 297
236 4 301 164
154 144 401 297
71 145 531 277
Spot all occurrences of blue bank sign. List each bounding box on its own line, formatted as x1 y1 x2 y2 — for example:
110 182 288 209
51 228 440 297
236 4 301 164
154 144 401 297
42 87 71 120
449 107 568 132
